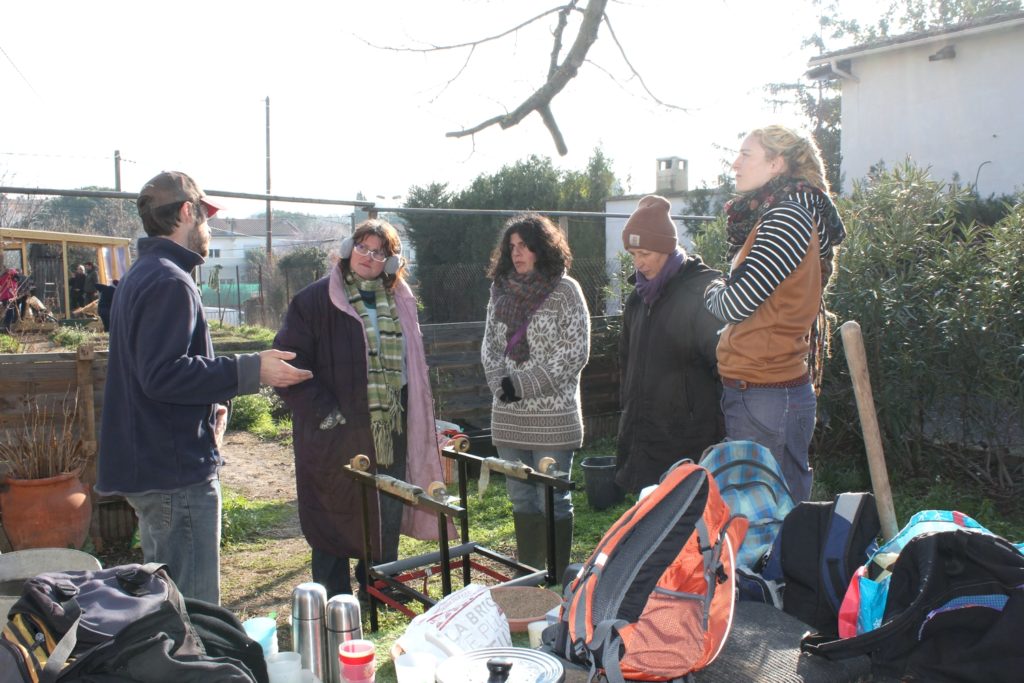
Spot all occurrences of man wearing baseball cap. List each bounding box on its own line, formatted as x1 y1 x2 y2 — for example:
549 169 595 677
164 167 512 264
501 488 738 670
97 170 313 603
615 195 726 492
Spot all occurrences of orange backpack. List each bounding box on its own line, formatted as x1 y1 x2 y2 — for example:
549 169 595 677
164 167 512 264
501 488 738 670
550 461 748 682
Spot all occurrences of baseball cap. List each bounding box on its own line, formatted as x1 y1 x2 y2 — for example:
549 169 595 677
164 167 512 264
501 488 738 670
137 171 226 218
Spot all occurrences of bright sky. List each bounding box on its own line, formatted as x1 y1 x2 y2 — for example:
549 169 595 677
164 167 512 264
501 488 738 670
1 0 881 218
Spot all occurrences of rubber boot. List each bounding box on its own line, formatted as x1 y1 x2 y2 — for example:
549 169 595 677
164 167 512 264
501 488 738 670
513 512 547 571
554 515 574 584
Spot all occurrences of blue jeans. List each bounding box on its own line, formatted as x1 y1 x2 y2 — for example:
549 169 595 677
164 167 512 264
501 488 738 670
126 478 222 604
496 447 574 519
722 383 816 503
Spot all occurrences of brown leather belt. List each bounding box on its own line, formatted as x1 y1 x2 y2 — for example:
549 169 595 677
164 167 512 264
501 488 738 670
721 373 811 390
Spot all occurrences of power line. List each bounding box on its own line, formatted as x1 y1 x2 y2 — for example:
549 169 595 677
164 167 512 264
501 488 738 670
0 43 39 98
0 150 137 163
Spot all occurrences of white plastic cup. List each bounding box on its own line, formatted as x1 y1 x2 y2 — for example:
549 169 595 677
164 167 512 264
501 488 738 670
266 651 302 683
528 620 547 649
394 651 437 683
242 616 279 658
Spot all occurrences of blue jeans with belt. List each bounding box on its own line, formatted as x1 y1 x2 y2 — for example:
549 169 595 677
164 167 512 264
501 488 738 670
126 477 222 604
496 446 574 519
721 382 817 502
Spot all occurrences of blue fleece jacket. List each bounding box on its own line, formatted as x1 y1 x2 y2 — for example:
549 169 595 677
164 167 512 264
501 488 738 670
96 237 260 496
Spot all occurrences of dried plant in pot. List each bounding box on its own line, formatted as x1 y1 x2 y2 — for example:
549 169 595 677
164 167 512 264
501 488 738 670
0 391 92 549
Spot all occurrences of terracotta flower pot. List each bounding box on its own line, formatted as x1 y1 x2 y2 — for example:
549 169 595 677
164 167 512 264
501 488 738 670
0 470 91 550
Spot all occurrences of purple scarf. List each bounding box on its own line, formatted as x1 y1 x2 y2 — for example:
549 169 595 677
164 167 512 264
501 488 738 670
492 270 562 362
634 249 685 306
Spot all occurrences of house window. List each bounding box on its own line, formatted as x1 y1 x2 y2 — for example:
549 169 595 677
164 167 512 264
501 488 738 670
209 249 221 258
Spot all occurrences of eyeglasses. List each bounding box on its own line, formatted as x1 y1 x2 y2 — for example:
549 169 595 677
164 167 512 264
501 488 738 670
353 242 388 263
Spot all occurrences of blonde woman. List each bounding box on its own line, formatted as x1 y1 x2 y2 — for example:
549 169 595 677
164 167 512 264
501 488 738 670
704 125 846 502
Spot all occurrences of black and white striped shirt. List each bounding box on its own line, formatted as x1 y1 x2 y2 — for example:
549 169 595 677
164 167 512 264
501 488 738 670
704 191 834 324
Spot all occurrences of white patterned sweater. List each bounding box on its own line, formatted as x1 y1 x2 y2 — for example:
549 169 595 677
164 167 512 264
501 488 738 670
481 275 591 449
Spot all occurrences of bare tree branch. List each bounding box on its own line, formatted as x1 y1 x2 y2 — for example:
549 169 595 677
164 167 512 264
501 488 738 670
447 0 608 155
549 1 578 79
367 0 680 155
538 105 568 156
358 6 568 52
429 44 477 104
601 13 688 112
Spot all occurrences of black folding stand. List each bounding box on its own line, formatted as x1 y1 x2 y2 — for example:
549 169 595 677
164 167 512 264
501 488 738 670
343 447 574 632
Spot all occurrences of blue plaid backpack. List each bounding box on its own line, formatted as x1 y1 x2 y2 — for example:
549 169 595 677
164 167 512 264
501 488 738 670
699 440 796 571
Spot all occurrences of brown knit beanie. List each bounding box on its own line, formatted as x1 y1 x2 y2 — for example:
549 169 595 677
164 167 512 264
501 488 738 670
622 195 677 253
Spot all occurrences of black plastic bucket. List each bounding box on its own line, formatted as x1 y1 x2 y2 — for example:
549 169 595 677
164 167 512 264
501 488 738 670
580 456 624 510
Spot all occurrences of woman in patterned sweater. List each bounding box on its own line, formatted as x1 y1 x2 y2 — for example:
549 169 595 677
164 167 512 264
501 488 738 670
482 214 591 578
704 125 846 502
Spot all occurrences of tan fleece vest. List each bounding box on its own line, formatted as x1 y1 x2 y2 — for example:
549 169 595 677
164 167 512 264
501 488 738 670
717 225 821 383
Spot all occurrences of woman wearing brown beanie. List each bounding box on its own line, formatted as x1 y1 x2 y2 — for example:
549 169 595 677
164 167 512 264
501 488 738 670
703 125 846 503
615 195 725 493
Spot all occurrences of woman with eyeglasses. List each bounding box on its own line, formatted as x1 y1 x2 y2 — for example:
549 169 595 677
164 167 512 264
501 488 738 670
274 219 450 598
482 213 590 580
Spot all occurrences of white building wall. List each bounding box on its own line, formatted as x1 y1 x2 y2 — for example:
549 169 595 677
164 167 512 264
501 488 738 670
206 235 264 276
840 24 1024 196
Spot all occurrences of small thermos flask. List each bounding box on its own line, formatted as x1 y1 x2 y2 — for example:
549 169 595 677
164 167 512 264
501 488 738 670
291 582 328 680
326 594 363 683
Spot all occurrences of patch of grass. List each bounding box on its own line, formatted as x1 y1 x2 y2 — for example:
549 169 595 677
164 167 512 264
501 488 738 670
221 487 293 547
248 413 281 440
0 333 21 353
50 327 87 349
812 444 1024 541
890 475 1024 542
209 321 276 345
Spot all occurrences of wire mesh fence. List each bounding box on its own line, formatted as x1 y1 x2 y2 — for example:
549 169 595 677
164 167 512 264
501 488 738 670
1 187 704 327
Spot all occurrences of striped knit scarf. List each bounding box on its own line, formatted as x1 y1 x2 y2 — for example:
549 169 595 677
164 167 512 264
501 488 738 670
346 273 403 466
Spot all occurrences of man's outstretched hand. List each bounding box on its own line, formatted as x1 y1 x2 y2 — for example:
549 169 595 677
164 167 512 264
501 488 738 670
259 349 313 387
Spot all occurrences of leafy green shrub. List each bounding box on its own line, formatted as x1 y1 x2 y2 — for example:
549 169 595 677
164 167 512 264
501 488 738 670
229 393 274 431
691 214 729 272
821 163 1023 481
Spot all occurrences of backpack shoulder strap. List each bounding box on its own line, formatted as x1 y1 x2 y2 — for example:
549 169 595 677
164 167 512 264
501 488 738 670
821 493 869 612
38 614 80 683
590 619 628 683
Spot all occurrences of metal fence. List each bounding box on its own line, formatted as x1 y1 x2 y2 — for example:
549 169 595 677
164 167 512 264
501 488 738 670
1 186 714 328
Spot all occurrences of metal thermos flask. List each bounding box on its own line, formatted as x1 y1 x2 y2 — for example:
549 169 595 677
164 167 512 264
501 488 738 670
325 594 363 683
291 582 328 680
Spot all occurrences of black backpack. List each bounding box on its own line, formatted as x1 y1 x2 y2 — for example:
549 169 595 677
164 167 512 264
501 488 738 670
801 529 1024 682
761 492 880 634
185 599 269 683
0 563 260 683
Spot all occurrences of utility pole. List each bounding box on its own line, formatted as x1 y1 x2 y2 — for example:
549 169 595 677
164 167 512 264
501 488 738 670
114 150 121 191
265 96 273 263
